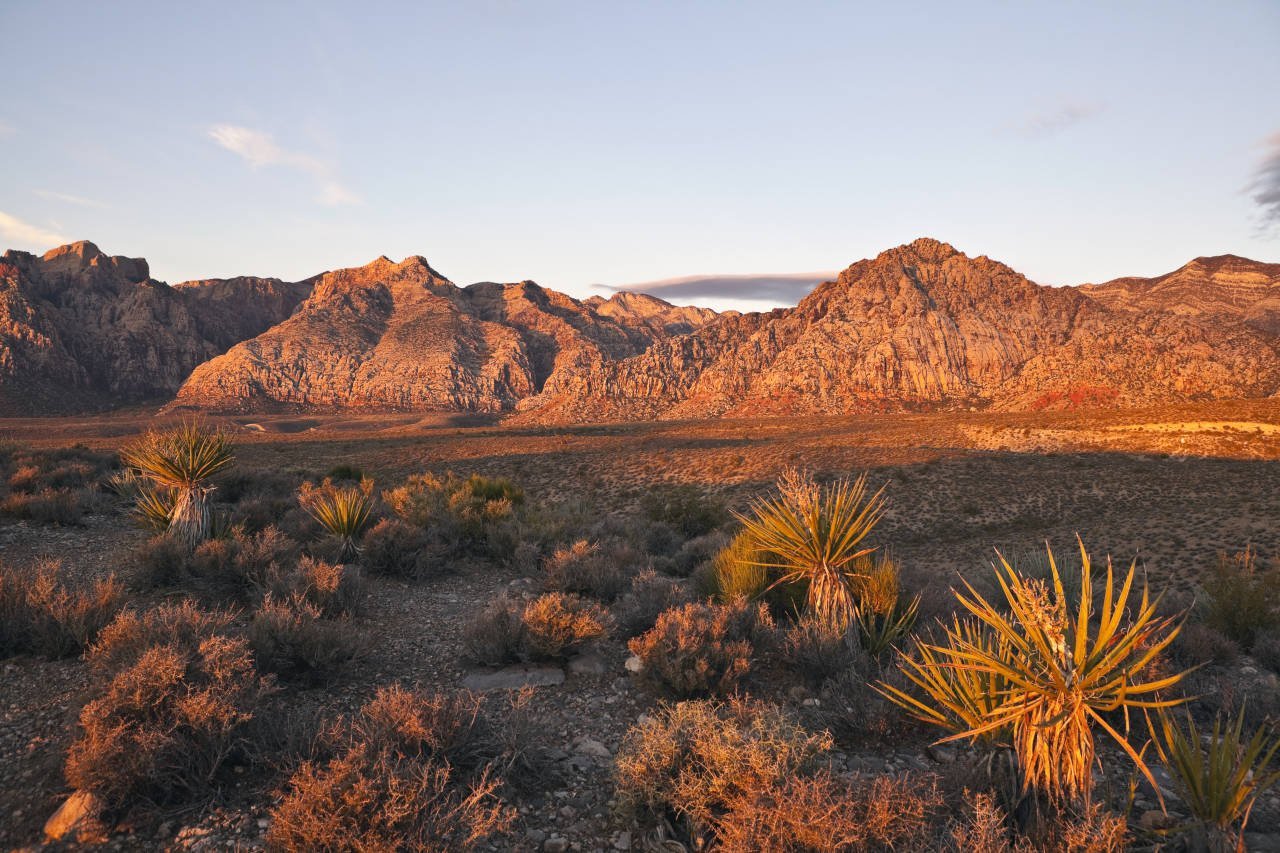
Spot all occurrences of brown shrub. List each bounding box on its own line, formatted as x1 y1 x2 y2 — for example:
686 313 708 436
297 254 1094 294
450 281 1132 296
132 534 192 588
66 632 271 811
0 558 125 658
361 517 442 579
88 601 237 676
777 616 862 687
267 685 513 851
463 592 608 664
615 698 930 850
519 592 608 661
0 487 85 525
542 539 632 602
1254 629 1280 673
1173 620 1240 667
248 596 362 685
628 599 772 698
614 569 690 639
265 556 363 617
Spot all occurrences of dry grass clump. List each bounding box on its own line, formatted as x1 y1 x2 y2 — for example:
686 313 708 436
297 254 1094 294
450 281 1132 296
248 595 363 685
360 517 441 579
639 483 728 538
1201 546 1279 652
615 698 941 851
267 685 513 851
0 558 124 658
708 530 771 604
67 603 272 812
947 790 1128 853
628 599 773 698
464 592 607 664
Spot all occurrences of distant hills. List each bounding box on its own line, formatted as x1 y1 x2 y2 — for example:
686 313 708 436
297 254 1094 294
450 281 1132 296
1 238 1277 420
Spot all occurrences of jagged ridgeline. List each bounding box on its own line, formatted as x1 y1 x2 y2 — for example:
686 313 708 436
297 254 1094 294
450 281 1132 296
2 238 1278 418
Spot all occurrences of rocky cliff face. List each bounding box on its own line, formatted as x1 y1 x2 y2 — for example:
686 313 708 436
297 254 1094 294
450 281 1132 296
169 258 717 412
515 239 1280 422
1080 255 1280 337
0 242 306 414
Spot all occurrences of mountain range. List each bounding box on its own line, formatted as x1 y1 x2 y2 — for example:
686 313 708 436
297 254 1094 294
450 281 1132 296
1 237 1277 421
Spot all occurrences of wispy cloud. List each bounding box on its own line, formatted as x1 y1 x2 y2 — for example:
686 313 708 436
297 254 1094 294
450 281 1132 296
208 124 359 206
599 271 836 305
1018 101 1103 137
1249 131 1280 230
35 189 109 209
0 211 69 251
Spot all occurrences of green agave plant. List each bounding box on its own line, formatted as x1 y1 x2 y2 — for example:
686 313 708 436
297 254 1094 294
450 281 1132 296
1150 707 1280 849
734 468 887 633
879 539 1191 803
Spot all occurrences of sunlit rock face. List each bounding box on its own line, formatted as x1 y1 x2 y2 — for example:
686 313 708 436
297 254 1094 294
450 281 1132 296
517 239 1280 423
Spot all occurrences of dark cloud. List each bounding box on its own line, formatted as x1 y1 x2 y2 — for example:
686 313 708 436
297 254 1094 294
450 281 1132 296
1251 132 1280 229
596 271 836 304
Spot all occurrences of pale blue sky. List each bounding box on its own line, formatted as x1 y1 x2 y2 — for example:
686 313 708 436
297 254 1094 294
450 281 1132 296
1 1 1278 310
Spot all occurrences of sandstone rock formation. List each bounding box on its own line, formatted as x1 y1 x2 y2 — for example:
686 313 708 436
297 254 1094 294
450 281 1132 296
516 239 1280 422
169 257 718 412
0 242 306 414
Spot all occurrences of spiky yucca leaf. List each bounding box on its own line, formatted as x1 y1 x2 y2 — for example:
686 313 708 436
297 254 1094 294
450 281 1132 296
879 539 1191 803
132 484 177 532
120 422 234 490
855 594 920 658
300 478 375 561
734 469 887 632
1150 708 1280 843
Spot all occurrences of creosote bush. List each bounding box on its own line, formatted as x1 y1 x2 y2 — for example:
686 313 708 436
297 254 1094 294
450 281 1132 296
614 568 690 639
267 685 513 851
248 595 362 685
628 599 773 698
0 558 124 658
68 602 272 812
383 471 524 561
361 517 440 579
542 538 645 602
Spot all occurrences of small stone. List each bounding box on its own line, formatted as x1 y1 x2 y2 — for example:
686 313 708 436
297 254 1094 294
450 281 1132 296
526 828 548 844
544 837 570 852
44 791 104 844
927 745 956 764
461 664 565 691
568 653 607 677
624 655 643 673
613 830 632 850
573 737 611 758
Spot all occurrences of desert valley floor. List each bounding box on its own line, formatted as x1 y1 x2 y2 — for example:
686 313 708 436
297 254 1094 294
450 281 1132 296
3 400 1280 850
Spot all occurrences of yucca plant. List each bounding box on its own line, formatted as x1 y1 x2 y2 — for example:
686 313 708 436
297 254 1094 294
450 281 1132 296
879 539 1191 803
299 478 375 562
1149 707 1280 850
735 468 887 633
852 553 920 657
119 422 234 545
132 483 178 533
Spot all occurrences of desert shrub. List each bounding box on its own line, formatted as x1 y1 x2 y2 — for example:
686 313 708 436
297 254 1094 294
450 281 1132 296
87 600 237 676
0 558 125 658
0 487 86 525
267 685 513 851
1254 630 1280 673
946 791 1128 853
463 593 607 664
248 596 362 685
669 529 731 576
1173 620 1240 667
541 538 645 602
628 599 773 698
616 698 939 850
1201 546 1279 651
639 483 728 538
615 569 690 639
384 471 524 563
68 611 271 812
881 539 1190 803
2 444 116 494
463 595 527 666
131 534 193 588
735 468 887 633
266 556 363 617
520 592 608 661
777 616 863 686
298 477 376 562
326 464 366 483
120 421 234 545
360 517 440 579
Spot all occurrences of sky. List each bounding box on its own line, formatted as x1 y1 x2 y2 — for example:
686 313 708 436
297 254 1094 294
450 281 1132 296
1 1 1278 312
